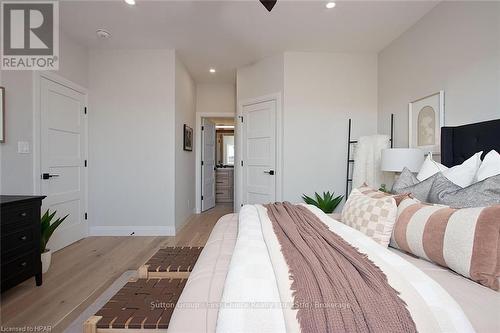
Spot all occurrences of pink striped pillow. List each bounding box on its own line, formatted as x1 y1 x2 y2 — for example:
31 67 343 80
391 197 500 290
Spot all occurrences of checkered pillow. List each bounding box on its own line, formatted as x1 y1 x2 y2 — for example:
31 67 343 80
357 184 391 199
342 188 398 247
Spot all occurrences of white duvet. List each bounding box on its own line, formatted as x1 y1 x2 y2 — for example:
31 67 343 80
217 204 475 333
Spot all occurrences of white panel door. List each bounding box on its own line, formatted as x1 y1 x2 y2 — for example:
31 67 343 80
242 100 276 205
201 119 216 211
40 77 87 252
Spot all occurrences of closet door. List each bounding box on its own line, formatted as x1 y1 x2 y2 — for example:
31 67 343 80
242 100 276 205
201 119 216 211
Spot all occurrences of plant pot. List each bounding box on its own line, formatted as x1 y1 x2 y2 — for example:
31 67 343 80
41 249 52 274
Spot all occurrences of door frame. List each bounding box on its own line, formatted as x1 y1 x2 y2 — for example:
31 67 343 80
195 112 235 213
32 71 89 236
236 93 283 211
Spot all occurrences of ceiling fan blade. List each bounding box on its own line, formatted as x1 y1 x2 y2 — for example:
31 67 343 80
259 0 277 12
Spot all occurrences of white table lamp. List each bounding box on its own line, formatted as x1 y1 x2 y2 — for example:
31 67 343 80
381 148 425 173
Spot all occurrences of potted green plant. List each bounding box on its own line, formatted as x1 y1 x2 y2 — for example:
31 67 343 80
40 210 68 273
302 191 343 214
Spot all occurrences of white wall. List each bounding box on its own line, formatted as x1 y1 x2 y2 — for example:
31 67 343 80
0 72 35 194
175 57 197 231
236 55 284 102
235 52 378 210
54 32 90 88
378 1 500 148
283 52 378 205
0 33 89 194
235 55 284 210
88 49 176 235
194 83 236 213
196 83 235 115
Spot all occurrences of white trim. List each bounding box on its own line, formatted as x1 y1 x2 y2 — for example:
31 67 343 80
236 93 283 212
89 226 175 237
32 71 89 237
195 112 236 213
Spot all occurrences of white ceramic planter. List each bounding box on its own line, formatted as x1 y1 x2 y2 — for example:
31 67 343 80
41 249 52 274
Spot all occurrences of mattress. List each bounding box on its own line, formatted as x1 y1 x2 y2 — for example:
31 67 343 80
168 213 238 333
389 248 500 333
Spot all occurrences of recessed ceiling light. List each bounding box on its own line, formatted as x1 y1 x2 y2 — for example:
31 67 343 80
209 68 216 73
124 0 136 5
96 29 111 39
326 2 336 9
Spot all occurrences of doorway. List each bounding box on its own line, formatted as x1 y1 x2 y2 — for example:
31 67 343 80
37 74 88 252
241 100 276 204
237 94 282 208
200 117 235 212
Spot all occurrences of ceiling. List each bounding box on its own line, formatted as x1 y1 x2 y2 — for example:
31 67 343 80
60 0 439 84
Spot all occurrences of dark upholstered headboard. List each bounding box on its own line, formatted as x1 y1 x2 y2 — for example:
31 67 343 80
441 119 500 167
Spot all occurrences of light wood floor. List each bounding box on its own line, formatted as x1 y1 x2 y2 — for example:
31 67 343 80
0 204 233 332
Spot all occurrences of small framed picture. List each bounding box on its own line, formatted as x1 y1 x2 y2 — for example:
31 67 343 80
183 124 193 151
409 91 444 154
0 87 4 143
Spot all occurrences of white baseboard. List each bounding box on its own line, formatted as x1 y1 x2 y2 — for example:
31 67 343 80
89 225 175 236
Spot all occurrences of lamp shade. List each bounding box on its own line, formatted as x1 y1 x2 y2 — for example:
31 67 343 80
381 148 424 172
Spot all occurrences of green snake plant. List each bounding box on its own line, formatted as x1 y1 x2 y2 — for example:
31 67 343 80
302 191 344 214
41 210 69 253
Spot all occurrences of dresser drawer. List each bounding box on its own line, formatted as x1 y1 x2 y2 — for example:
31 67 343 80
216 177 233 187
1 204 38 230
1 196 45 292
2 226 35 254
1 251 35 280
216 188 234 203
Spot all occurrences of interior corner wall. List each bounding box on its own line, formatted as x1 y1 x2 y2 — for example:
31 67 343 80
235 52 378 210
235 54 284 210
0 32 89 195
88 49 176 235
378 1 500 148
283 52 378 206
174 56 196 232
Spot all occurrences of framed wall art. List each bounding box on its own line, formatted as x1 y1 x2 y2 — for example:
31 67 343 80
409 91 444 154
183 124 193 151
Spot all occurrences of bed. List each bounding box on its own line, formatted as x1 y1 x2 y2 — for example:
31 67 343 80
169 120 500 333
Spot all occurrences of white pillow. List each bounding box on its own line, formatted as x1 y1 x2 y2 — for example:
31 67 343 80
417 152 483 187
476 150 500 181
417 155 448 181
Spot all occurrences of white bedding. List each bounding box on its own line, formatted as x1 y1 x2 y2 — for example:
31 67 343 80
217 204 476 333
216 203 287 333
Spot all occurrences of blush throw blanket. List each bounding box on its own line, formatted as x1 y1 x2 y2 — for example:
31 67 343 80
265 202 417 333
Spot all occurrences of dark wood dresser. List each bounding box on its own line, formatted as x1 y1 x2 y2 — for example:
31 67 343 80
1 195 45 292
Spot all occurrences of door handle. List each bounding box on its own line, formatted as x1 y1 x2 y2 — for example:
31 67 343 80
264 170 275 175
42 173 60 180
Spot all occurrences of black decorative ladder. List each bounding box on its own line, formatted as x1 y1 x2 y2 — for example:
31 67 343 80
345 114 394 199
